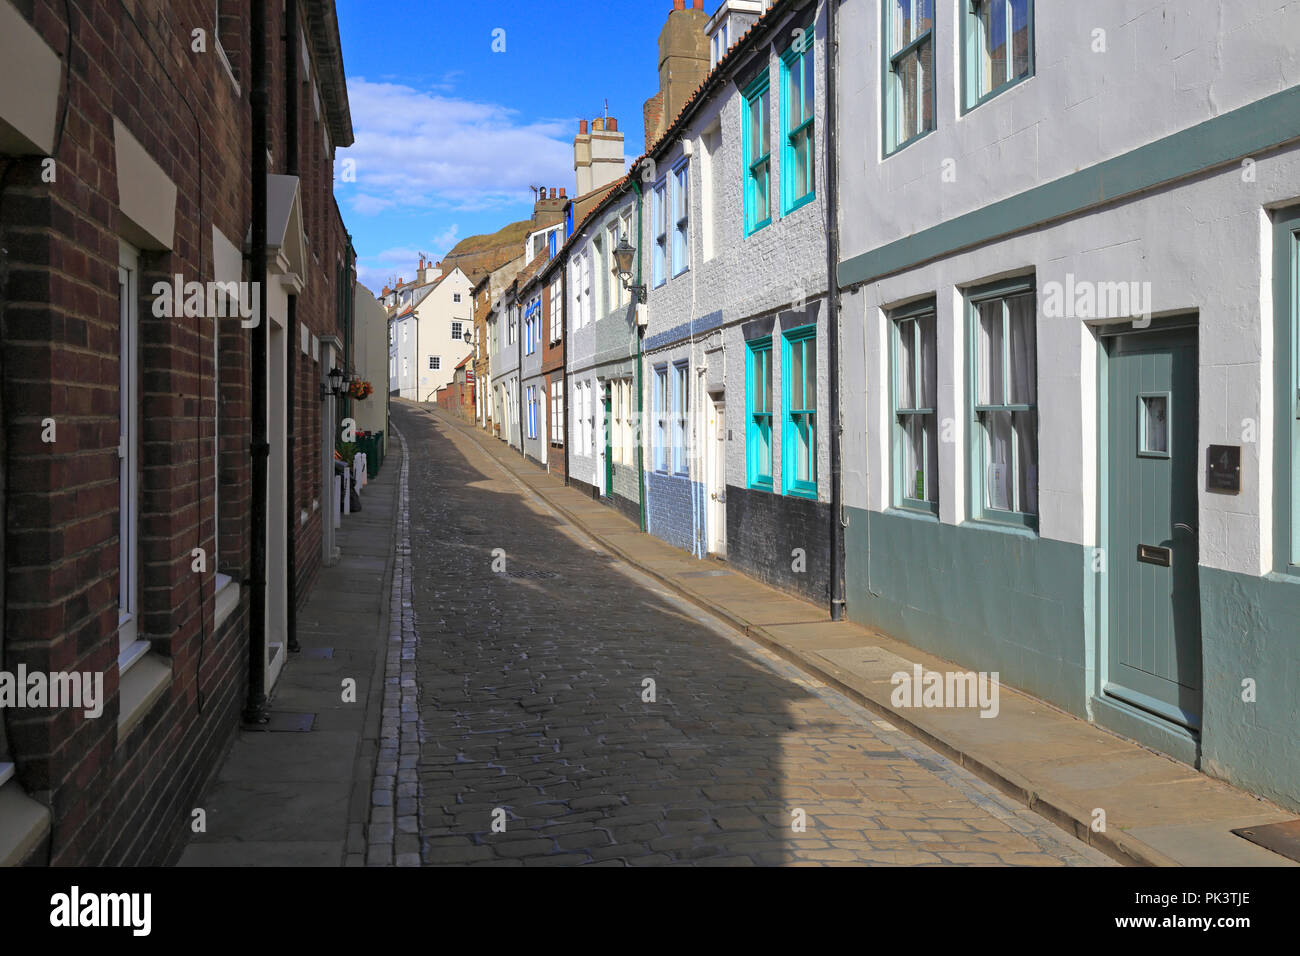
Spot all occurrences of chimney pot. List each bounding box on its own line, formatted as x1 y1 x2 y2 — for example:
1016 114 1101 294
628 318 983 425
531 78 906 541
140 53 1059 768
608 117 618 132
693 0 702 8
594 117 604 132
550 187 557 199
673 0 684 9
560 187 566 197
579 119 588 134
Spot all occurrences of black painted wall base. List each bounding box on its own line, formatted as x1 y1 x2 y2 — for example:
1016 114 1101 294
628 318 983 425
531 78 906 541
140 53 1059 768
570 475 640 526
725 484 829 604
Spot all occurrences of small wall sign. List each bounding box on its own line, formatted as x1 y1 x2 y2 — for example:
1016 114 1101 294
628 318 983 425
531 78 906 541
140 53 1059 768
1207 444 1241 494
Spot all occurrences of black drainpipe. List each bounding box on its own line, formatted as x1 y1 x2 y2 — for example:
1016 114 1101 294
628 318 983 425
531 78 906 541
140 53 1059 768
244 0 270 723
825 0 845 622
284 0 300 655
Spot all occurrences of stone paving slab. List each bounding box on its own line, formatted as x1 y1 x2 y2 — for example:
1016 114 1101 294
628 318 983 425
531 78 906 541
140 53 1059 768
421 402 1297 868
177 437 403 867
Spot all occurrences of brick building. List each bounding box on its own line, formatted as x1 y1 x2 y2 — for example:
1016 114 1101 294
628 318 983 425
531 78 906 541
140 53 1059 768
0 0 353 865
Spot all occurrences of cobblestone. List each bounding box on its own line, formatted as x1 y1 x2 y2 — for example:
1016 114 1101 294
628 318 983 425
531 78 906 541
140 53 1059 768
389 405 1113 867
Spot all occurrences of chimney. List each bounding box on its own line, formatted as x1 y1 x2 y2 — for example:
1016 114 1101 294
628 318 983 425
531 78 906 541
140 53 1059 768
396 277 404 289
559 187 566 197
574 118 593 196
550 187 557 199
644 0 710 151
588 114 626 194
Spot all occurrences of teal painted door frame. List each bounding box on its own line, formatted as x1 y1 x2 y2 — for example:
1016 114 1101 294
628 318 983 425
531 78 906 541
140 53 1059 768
1099 321 1202 731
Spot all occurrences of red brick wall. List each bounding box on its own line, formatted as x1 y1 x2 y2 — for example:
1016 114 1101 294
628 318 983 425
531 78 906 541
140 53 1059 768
0 0 351 865
540 270 566 479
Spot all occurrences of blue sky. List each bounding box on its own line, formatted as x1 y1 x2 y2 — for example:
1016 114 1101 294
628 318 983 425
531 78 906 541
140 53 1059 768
334 0 688 292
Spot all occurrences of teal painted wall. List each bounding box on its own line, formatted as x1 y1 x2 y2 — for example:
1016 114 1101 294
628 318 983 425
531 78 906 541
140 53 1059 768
844 507 1092 718
1199 568 1300 812
845 508 1300 811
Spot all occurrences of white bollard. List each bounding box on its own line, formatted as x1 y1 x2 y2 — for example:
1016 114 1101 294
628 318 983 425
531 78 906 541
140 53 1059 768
343 467 352 516
333 474 341 529
353 454 363 495
359 453 368 487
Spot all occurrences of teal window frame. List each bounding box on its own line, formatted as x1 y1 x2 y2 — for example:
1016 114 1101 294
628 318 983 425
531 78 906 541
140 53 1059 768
780 26 816 215
742 71 772 236
1274 205 1300 571
960 0 1034 114
882 0 936 156
891 299 939 514
967 275 1038 530
782 325 818 499
746 337 774 490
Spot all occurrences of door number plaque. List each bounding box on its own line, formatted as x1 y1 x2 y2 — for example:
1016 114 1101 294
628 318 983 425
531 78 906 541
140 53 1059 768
1207 445 1241 495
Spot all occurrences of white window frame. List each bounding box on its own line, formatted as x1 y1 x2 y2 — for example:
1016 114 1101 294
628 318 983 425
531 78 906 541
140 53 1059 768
652 180 668 287
549 279 562 342
582 252 592 327
430 355 440 371
654 366 670 472
118 242 147 674
451 320 463 341
673 361 690 474
672 160 690 278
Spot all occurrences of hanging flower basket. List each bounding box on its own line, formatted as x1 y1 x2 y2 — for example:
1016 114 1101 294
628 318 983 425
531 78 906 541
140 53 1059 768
349 379 374 401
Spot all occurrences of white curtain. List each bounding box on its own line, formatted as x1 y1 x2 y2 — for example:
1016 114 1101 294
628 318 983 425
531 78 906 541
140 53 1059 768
1007 293 1036 405
977 300 1003 405
919 312 936 408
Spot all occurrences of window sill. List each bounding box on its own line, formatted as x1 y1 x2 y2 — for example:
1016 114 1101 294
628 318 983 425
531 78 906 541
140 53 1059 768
215 39 241 94
214 572 240 631
961 72 1033 117
784 485 818 501
888 504 939 521
117 653 173 741
748 479 774 493
783 192 816 217
745 219 772 238
964 514 1039 538
0 777 51 867
883 127 934 159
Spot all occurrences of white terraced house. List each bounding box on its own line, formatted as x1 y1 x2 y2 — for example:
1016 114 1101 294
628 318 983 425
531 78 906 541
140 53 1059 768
835 0 1300 812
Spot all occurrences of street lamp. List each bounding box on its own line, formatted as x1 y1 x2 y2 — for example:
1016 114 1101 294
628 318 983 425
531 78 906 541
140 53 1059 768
320 366 344 398
613 234 647 304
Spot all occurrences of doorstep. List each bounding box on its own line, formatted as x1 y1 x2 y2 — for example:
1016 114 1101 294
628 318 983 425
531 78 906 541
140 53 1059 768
420 402 1298 868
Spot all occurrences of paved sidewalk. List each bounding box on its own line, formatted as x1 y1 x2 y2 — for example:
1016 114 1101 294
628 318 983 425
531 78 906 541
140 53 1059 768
422 403 1297 868
178 437 402 866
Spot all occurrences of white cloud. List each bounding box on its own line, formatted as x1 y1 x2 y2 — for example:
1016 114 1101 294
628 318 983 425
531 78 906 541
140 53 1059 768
355 227 462 292
336 78 574 217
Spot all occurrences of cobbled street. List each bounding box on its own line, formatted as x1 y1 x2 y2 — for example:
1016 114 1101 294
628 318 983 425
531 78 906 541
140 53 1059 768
393 404 1112 867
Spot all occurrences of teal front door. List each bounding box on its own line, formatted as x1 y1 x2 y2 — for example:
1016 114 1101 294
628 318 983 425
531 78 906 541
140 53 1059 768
1105 325 1201 729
